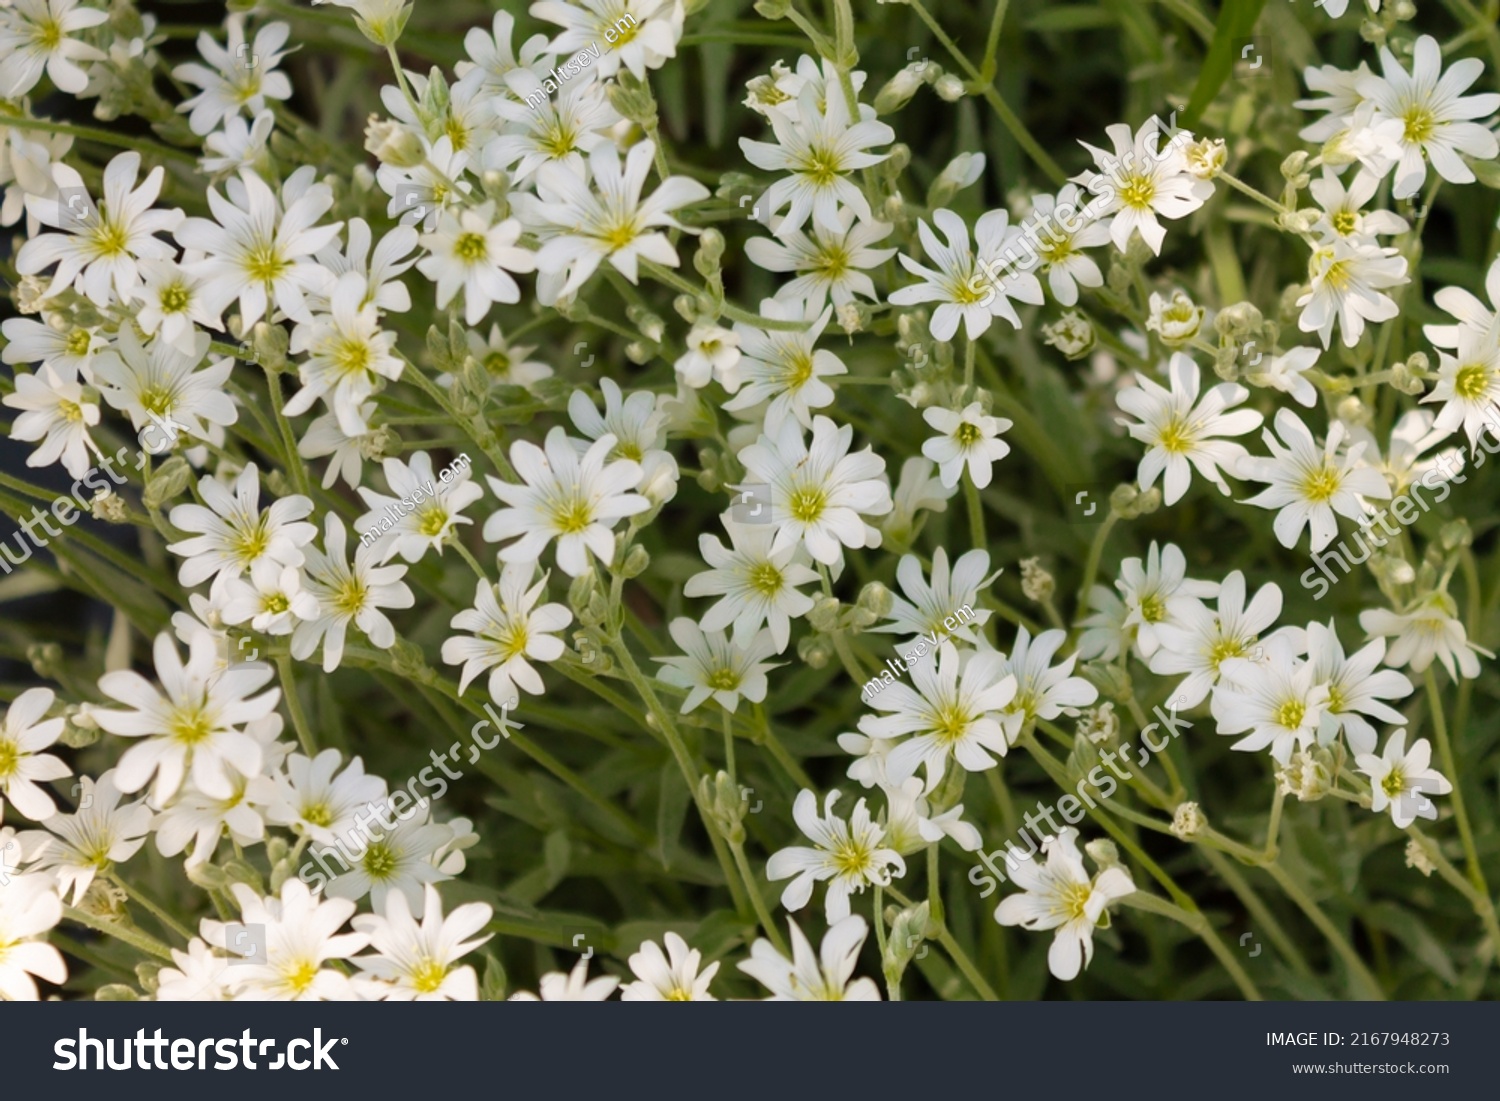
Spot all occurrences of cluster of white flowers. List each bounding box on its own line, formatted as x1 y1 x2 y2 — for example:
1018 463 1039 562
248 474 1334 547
1 0 1497 1001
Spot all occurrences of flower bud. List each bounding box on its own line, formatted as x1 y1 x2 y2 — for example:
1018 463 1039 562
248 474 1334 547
858 580 894 619
1019 557 1055 603
1041 312 1095 360
1170 801 1207 839
934 74 965 101
873 65 925 115
364 116 424 167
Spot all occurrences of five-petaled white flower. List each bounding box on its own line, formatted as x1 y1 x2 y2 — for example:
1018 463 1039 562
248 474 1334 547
766 788 906 922
443 562 571 705
1355 728 1452 829
1117 353 1263 506
994 827 1135 981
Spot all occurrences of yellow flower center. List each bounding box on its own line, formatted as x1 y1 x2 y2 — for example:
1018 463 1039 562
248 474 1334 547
663 987 694 1001
244 242 287 283
159 284 192 313
1455 364 1490 400
362 841 398 879
0 738 19 778
706 667 740 691
1208 635 1245 669
410 959 449 993
1301 465 1341 503
140 384 174 417
816 246 850 280
541 121 577 158
65 328 93 355
454 232 488 262
417 505 448 537
282 959 321 994
302 802 333 827
1381 767 1407 798
57 398 85 423
831 838 871 876
787 486 826 524
783 351 815 389
33 19 64 50
1274 699 1306 729
90 219 130 259
170 705 215 745
1401 106 1435 145
747 562 783 597
333 338 372 377
1156 417 1194 453
600 218 638 251
800 145 841 187
1138 593 1166 623
1059 881 1092 921
954 422 982 447
333 577 367 616
1331 209 1358 237
263 592 290 614
234 517 270 563
551 497 593 534
443 115 470 152
931 703 970 744
1120 174 1156 210
484 350 511 377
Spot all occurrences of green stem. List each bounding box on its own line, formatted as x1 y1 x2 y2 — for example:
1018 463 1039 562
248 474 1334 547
1424 669 1487 896
276 656 318 755
63 904 175 962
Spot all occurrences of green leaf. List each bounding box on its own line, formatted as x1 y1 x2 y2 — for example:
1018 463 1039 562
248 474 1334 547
1182 0 1269 129
1022 5 1114 32
655 760 693 870
543 829 572 892
481 951 508 1001
1363 902 1458 986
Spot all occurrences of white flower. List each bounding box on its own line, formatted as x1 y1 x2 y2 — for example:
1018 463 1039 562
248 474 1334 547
530 0 684 81
166 463 317 588
155 938 234 1001
201 109 277 178
453 323 552 392
1295 62 1376 144
992 626 1098 729
352 884 493 1001
1116 352 1263 505
0 0 106 97
1421 326 1500 451
856 642 1018 786
1360 592 1489 682
1024 184 1111 306
320 803 454 915
723 299 846 431
92 631 278 804
375 135 472 233
17 151 183 307
1237 408 1392 552
1297 237 1408 349
683 515 818 654
19 771 151 903
200 879 368 1001
293 513 415 673
219 559 320 636
488 65 620 183
313 217 418 315
673 324 741 390
529 140 708 298
1356 729 1452 829
0 314 105 381
416 201 535 326
282 271 405 437
264 749 387 846
0 687 70 822
872 547 996 650
1211 635 1329 764
2 363 100 478
298 404 378 490
1146 289 1205 346
654 618 780 713
1248 346 1321 409
880 456 956 549
568 378 679 505
1358 36 1500 199
767 789 906 922
620 932 719 1001
173 15 294 136
1425 255 1500 351
134 259 224 353
880 775 983 854
1307 168 1409 245
887 208 1044 341
1114 541 1219 660
1150 571 1286 708
443 562 571 704
739 86 893 236
176 168 341 328
738 914 881 1000
735 414 892 567
93 327 237 448
1307 621 1413 756
510 956 619 1001
456 9 553 97
921 401 1012 489
994 827 1135 981
355 452 485 564
745 210 896 311
0 872 66 1000
483 427 650 578
149 714 283 867
1072 120 1213 254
